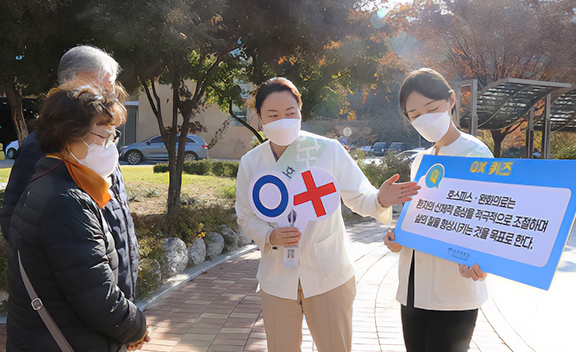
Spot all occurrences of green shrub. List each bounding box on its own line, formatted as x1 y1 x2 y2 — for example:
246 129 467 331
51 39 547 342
191 204 238 233
183 159 214 175
212 160 239 177
153 163 169 173
136 257 162 299
351 148 367 160
555 144 576 159
132 204 237 246
154 159 239 177
217 184 236 199
358 152 411 187
135 232 165 260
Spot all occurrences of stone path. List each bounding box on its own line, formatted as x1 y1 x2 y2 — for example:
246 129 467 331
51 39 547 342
137 220 511 352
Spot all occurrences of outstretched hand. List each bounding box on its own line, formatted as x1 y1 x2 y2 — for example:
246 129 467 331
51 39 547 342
377 174 420 208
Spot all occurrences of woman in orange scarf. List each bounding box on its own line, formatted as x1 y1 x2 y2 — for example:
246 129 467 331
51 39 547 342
6 80 149 352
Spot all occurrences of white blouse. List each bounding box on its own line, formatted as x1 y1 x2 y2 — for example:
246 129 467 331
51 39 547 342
236 131 392 300
396 132 493 310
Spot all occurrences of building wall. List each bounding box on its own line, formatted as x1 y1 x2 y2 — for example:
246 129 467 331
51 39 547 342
131 82 258 160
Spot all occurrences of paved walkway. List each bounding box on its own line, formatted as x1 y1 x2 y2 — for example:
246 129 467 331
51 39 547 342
138 220 510 352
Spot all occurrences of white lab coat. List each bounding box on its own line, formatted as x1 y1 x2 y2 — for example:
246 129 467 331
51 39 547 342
236 131 392 300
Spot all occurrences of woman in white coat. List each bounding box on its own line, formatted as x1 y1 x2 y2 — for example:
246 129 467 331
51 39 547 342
384 68 494 352
236 77 420 352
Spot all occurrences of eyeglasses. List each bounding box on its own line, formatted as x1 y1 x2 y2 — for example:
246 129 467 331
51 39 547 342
91 129 121 148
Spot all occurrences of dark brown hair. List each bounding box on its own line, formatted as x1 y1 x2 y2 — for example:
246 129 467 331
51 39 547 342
36 78 127 153
399 68 454 119
255 77 302 116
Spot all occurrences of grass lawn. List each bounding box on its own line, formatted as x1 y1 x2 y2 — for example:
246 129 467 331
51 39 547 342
0 169 10 183
0 165 236 215
121 165 236 215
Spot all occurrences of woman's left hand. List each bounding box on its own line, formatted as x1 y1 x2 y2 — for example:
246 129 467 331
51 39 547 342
459 263 487 281
126 327 151 351
377 174 421 208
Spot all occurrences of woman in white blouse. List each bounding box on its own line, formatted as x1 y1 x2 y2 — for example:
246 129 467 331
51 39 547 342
384 68 493 352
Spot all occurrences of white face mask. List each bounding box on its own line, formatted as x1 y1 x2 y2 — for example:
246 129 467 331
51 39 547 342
262 118 301 146
411 110 452 143
71 141 118 178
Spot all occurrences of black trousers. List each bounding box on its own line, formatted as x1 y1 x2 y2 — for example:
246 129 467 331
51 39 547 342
401 254 478 352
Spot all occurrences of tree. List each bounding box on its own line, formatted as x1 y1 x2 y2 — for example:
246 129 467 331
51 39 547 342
0 0 82 144
86 0 376 214
387 0 576 156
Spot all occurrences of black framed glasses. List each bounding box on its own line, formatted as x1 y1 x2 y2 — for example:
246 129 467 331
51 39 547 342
91 129 121 148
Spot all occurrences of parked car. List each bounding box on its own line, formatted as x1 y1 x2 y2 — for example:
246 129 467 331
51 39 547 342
371 142 387 156
388 142 409 153
397 147 424 162
119 134 208 165
5 140 19 159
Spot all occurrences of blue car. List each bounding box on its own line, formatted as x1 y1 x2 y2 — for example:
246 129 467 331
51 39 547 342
371 142 387 156
119 134 209 165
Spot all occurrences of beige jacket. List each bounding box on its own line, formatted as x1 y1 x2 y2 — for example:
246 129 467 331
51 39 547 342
397 133 493 310
236 131 392 300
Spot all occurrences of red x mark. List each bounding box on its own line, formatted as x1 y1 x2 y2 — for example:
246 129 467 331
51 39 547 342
293 170 337 217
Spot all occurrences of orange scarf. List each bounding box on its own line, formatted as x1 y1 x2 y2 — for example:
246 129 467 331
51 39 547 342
48 154 111 208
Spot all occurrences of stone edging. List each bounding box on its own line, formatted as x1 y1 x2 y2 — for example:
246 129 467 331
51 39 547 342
136 244 257 311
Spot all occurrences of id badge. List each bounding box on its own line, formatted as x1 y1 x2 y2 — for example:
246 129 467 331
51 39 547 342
283 245 299 267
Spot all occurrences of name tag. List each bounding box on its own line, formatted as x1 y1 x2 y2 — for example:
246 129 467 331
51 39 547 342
284 245 299 267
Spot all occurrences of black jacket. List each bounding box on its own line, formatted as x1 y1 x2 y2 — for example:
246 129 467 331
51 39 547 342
6 157 146 352
1 132 138 300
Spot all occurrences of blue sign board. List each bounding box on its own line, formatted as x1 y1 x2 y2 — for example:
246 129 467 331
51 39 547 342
395 155 576 290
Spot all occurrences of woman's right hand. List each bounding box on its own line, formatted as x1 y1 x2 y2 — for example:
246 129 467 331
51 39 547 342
270 227 302 247
383 228 403 253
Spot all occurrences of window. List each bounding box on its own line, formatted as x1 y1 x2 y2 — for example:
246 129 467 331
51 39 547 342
230 82 249 126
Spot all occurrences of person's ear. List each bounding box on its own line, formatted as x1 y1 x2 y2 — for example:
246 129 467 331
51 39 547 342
448 91 456 111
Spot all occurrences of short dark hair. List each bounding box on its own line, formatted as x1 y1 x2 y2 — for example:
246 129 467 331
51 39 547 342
255 77 302 116
36 79 127 153
399 68 454 119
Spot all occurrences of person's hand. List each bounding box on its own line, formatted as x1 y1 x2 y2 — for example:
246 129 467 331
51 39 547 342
383 228 403 253
270 227 301 247
459 263 487 281
377 174 421 208
126 327 151 351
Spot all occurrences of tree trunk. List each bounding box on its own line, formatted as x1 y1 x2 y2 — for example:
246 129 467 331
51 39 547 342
490 129 506 157
167 156 183 215
3 84 29 144
166 75 184 215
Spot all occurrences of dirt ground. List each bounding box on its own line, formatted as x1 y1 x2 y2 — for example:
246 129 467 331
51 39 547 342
125 182 234 216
